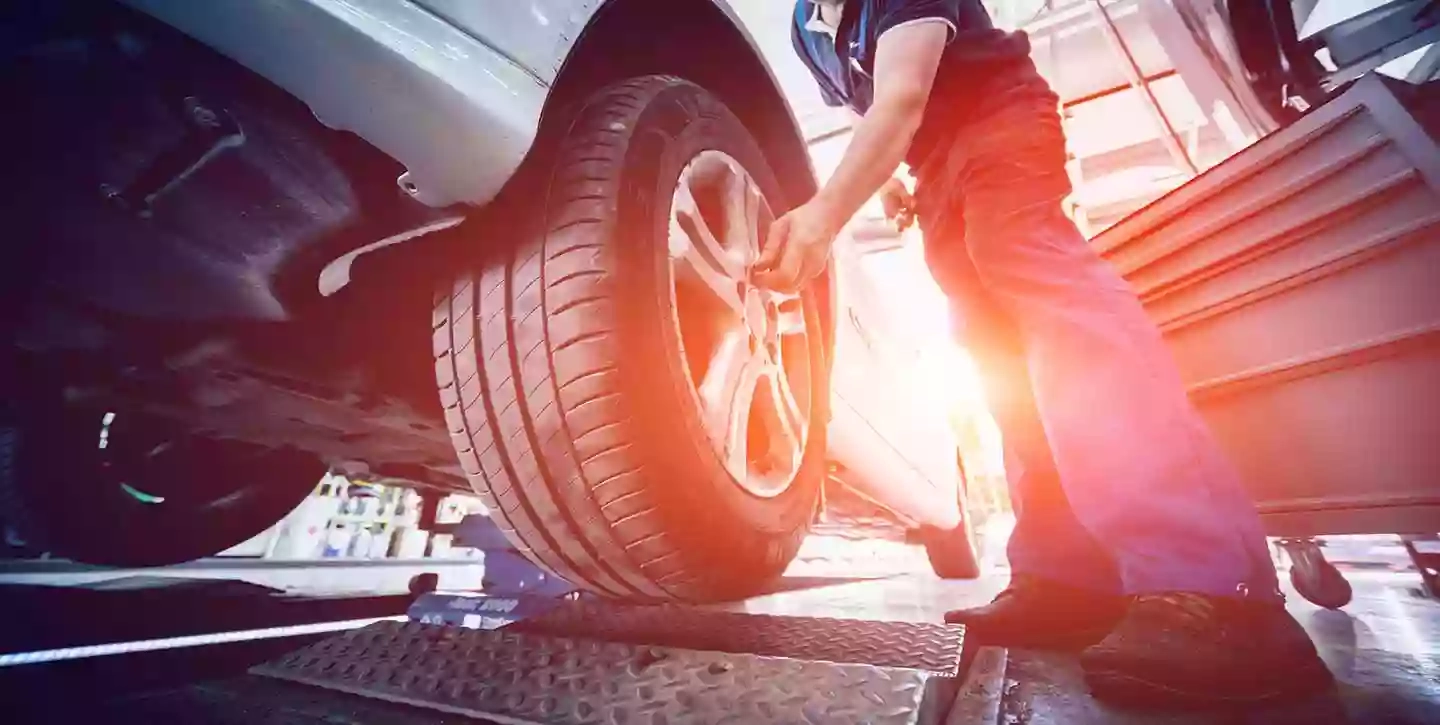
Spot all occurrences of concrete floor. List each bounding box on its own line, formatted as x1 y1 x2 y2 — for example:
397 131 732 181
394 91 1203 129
5 528 1436 724
0 556 485 594
717 534 1440 724
1003 571 1440 725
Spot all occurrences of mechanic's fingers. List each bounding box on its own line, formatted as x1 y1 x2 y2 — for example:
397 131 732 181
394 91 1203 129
756 240 809 293
881 194 903 220
787 245 831 294
754 215 791 274
795 251 828 292
880 179 915 221
898 186 916 208
755 250 797 292
753 267 792 291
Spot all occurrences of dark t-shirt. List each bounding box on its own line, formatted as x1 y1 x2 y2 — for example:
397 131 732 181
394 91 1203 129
790 0 1033 168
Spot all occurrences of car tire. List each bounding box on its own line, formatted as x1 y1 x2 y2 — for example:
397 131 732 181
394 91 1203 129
921 460 982 580
434 76 828 602
0 399 325 566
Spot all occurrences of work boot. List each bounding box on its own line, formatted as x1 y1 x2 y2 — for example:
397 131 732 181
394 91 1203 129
1081 593 1335 708
944 574 1126 649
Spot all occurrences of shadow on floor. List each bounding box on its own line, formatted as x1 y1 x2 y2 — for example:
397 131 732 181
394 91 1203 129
759 573 898 595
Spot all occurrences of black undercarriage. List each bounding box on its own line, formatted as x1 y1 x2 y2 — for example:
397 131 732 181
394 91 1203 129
2 0 470 491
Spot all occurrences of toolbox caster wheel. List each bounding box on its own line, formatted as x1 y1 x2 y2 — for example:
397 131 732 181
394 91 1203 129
1281 538 1352 609
921 458 982 580
408 572 439 596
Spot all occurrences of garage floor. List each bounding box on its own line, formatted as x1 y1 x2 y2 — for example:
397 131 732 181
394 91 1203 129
721 532 1440 725
5 533 1438 724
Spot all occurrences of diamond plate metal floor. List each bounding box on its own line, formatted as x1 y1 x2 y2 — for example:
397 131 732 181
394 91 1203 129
252 620 961 725
22 563 1440 725
511 601 965 672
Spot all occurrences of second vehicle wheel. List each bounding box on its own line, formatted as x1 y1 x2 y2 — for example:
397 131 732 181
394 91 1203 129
1283 538 1353 610
0 397 325 566
434 76 828 602
921 458 982 580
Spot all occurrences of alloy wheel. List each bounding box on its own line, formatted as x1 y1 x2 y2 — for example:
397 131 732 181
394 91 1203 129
666 151 814 498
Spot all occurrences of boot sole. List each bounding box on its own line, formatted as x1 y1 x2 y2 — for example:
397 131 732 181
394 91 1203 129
963 623 1115 651
1084 667 1336 710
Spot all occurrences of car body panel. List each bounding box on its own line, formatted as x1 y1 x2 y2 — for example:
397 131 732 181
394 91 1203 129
410 0 603 81
825 233 963 529
122 0 549 208
121 0 805 212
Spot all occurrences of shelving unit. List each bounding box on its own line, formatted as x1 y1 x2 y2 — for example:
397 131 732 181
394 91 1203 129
220 474 489 564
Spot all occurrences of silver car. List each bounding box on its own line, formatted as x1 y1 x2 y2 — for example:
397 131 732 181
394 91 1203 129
1 0 975 600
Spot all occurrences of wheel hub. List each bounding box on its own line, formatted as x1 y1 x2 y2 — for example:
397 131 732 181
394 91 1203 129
667 151 813 498
743 289 770 339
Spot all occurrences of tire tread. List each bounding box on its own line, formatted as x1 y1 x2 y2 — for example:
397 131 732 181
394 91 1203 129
433 75 818 600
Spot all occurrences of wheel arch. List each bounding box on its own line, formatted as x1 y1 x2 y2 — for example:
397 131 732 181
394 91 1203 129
328 0 835 441
543 0 836 362
553 0 818 210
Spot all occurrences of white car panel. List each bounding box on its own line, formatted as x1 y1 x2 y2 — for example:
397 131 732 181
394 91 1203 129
120 1 802 211
123 0 549 208
827 394 960 529
411 0 602 81
826 236 963 529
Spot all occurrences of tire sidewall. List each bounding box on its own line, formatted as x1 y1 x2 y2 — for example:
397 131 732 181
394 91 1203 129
923 459 982 579
609 81 826 575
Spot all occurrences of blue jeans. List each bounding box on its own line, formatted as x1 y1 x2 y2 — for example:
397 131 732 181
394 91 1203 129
913 82 1279 599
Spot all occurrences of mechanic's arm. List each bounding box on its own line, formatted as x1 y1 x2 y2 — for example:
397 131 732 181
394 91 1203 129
754 21 949 292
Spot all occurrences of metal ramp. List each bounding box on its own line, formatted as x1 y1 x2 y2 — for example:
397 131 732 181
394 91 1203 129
249 600 997 725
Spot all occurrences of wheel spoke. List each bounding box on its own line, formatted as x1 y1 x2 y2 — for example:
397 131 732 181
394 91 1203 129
671 182 745 315
761 361 807 471
725 167 765 261
668 151 805 499
697 331 763 478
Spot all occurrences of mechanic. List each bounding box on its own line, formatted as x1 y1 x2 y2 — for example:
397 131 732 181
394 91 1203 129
755 0 1334 707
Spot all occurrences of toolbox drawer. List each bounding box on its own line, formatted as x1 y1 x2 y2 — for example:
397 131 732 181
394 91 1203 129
1094 75 1440 536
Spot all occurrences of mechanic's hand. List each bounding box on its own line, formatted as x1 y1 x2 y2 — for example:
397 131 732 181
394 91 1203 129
878 177 915 231
753 199 843 293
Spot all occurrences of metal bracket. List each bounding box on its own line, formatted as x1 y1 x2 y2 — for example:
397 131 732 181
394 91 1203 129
103 96 245 217
316 216 465 297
